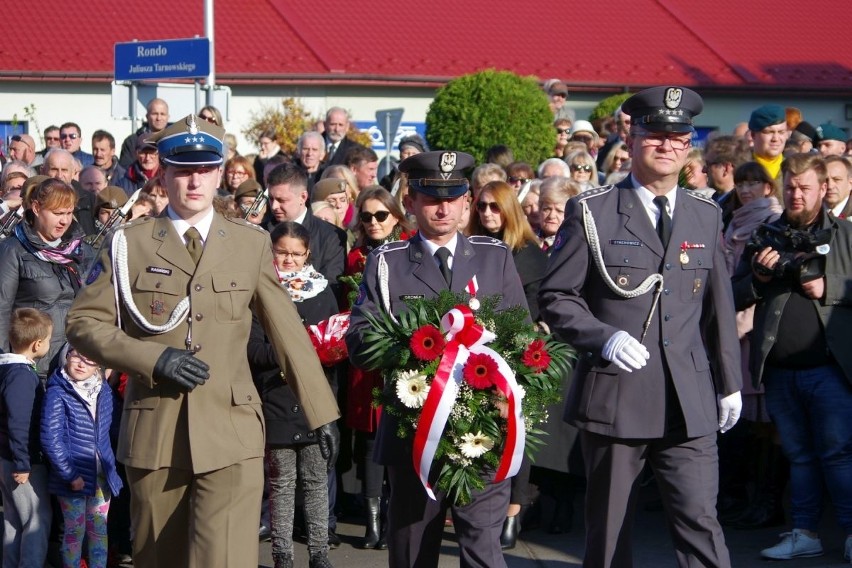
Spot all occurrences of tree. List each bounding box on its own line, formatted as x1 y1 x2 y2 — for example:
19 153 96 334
425 70 554 166
588 93 633 122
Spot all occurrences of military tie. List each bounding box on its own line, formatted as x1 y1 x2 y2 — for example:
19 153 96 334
435 247 452 286
185 227 203 265
653 195 672 249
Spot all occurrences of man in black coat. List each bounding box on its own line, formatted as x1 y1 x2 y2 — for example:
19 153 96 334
322 107 366 168
263 163 346 299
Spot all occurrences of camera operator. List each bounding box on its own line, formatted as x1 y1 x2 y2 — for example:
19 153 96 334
732 153 852 562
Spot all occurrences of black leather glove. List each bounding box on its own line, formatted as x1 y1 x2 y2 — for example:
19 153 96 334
316 421 340 471
152 347 210 391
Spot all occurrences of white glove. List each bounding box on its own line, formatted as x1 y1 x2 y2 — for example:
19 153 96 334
717 391 742 433
602 330 650 373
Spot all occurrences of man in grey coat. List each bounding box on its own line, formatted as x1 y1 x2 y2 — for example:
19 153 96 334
539 86 743 568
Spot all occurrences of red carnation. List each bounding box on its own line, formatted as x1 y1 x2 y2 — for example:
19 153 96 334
522 339 551 372
410 325 446 361
463 353 498 389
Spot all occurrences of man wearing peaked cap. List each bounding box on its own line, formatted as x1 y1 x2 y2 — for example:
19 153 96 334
66 114 340 567
540 86 742 567
347 149 529 567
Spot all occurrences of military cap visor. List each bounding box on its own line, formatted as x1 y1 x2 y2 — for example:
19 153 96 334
622 86 703 134
399 151 475 199
147 114 226 167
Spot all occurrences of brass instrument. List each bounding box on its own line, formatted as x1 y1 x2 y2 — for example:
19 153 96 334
242 188 268 221
83 188 143 246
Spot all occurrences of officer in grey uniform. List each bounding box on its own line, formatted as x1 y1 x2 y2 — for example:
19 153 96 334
539 86 743 568
346 151 528 568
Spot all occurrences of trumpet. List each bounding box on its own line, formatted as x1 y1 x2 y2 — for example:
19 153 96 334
242 188 268 221
0 206 24 239
83 188 143 246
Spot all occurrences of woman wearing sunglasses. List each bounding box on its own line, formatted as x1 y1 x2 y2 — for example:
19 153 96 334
344 187 414 550
467 180 547 548
565 149 600 192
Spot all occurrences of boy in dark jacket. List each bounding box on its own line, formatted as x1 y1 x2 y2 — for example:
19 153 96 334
0 308 53 567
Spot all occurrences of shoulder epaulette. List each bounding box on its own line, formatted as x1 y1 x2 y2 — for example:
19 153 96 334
468 235 508 249
577 185 615 202
685 189 720 209
119 216 154 231
225 216 268 233
374 240 410 255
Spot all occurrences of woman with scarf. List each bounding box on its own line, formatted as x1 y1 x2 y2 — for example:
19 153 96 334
719 162 785 530
0 179 92 377
248 221 340 568
344 187 413 549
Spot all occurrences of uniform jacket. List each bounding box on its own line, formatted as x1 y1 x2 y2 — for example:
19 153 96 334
0 221 92 376
539 178 742 439
65 213 340 474
40 370 123 497
732 209 852 387
346 232 528 465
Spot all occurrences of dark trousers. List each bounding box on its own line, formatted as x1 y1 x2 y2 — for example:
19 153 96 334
385 464 509 568
580 430 731 568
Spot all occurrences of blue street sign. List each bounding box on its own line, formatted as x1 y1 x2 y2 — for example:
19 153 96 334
114 38 210 82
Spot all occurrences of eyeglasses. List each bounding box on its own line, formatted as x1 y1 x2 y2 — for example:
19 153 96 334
572 135 594 143
359 210 391 223
60 133 79 140
571 164 593 172
44 135 60 142
476 201 500 214
638 133 692 151
10 135 33 151
226 170 248 177
199 114 217 124
508 176 530 185
273 249 308 259
68 353 98 367
556 128 570 135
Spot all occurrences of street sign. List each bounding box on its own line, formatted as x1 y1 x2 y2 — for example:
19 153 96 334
114 38 210 82
375 108 404 179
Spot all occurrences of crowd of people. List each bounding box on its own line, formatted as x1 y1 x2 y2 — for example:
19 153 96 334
0 85 849 568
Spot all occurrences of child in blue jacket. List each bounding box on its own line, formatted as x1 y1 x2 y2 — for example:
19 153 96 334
41 344 122 568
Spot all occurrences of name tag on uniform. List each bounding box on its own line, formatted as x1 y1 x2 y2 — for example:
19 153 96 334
399 294 425 301
146 266 173 276
610 239 643 247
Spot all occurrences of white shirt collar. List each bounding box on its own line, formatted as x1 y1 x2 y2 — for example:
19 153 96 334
631 174 678 229
167 206 215 244
421 232 459 269
831 196 849 218
292 206 308 226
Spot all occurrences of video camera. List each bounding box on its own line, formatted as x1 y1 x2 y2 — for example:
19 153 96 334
747 223 831 284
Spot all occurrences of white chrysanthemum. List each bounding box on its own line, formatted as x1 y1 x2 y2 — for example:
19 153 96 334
515 384 526 400
458 431 494 458
396 372 430 409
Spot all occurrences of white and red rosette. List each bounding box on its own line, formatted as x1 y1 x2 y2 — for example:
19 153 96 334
411 304 526 500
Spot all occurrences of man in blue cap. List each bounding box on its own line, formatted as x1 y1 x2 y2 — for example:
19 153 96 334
67 114 340 568
346 150 529 568
540 86 742 568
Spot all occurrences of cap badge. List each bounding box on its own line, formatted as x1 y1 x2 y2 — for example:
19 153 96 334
664 88 683 109
439 152 457 179
187 115 199 136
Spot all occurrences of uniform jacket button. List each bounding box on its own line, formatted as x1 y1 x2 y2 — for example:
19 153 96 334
193 344 201 352
246 394 252 401
292 405 300 413
194 284 203 291
665 263 672 270
293 433 301 441
664 288 671 295
155 282 162 288
663 339 670 347
230 281 237 287
307 431 315 439
664 314 671 321
195 313 203 321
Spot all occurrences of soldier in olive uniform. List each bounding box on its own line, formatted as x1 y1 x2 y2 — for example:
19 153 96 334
66 115 340 568
539 87 743 568
346 151 529 568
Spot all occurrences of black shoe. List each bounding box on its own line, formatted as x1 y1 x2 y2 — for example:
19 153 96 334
500 514 520 549
309 552 334 568
259 525 272 542
328 528 341 549
273 553 294 568
361 497 381 549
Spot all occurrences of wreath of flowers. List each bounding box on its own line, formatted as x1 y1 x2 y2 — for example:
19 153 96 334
360 290 575 505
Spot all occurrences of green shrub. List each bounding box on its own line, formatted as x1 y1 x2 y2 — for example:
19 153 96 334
425 70 554 166
588 93 633 122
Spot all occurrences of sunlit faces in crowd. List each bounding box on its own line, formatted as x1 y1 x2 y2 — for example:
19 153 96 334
59 124 83 153
751 123 788 159
79 166 107 193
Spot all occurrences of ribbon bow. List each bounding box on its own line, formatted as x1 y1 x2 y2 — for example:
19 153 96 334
412 304 526 500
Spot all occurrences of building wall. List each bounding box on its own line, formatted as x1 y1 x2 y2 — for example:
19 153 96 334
1 81 848 160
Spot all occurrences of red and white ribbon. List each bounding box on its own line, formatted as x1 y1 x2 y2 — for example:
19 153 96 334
411 304 526 500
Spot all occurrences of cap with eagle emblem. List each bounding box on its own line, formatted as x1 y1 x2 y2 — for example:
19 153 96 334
621 86 704 134
145 114 226 167
398 150 475 198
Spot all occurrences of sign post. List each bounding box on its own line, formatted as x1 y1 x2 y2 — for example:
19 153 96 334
375 108 404 179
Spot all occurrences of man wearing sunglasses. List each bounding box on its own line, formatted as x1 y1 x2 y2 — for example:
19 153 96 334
7 134 39 167
59 122 93 168
541 86 742 568
347 150 528 568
